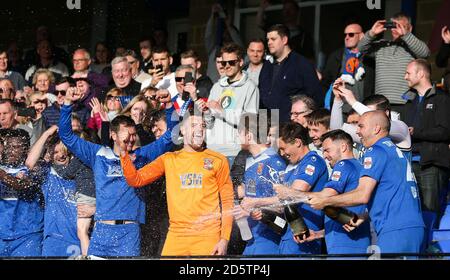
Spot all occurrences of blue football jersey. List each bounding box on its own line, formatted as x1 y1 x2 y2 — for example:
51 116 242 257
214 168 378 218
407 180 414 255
281 151 329 241
243 148 286 240
41 165 79 244
59 105 175 223
0 165 44 239
324 158 370 251
359 137 424 235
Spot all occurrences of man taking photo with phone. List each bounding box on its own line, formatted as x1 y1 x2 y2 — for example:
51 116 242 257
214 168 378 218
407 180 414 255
149 46 177 98
357 13 430 119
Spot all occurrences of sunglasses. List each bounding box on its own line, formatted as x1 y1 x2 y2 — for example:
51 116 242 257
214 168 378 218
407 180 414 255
145 95 157 100
55 90 66 96
344 32 360 38
220 59 239 67
106 96 120 101
175 77 185 83
33 99 48 105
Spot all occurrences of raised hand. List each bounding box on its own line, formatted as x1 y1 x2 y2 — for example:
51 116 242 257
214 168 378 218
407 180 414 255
369 20 387 37
64 87 78 105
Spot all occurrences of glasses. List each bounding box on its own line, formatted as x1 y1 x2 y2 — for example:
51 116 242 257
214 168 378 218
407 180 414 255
55 90 66 96
290 110 309 117
344 32 361 38
145 95 157 101
220 60 239 67
106 96 120 101
175 77 185 83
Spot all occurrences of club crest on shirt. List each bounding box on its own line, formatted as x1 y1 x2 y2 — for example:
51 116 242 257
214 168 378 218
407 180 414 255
331 171 341 181
364 157 373 169
305 164 315 176
311 156 317 162
257 163 264 175
203 158 213 170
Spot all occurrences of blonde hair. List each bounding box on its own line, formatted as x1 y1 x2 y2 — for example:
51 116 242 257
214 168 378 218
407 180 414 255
104 87 125 112
27 92 46 107
32 68 55 86
119 95 153 116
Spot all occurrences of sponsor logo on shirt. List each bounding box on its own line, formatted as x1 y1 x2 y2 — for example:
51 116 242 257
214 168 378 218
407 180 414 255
331 171 341 181
364 157 373 169
203 158 213 170
305 164 315 176
257 163 264 175
107 165 123 177
180 173 203 189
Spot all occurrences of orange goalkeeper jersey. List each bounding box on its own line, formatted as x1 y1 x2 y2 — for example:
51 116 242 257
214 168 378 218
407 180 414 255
121 148 233 240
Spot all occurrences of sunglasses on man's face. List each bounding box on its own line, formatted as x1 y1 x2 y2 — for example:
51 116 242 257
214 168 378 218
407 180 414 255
175 77 185 83
344 32 360 38
220 59 239 67
55 90 66 96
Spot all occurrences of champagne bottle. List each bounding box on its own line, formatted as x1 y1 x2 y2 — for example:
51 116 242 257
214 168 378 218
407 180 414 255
234 200 253 241
260 208 287 235
324 206 358 225
283 203 310 240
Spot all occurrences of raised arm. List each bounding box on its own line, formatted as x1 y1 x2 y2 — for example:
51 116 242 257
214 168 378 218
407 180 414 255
26 125 58 169
120 151 165 188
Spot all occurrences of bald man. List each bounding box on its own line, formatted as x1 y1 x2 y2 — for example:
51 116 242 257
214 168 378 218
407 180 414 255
308 111 424 254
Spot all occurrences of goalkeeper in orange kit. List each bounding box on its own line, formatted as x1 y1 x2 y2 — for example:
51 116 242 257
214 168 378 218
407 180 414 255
119 109 234 256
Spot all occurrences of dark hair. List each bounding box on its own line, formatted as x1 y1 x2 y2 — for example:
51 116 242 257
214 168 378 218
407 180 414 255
123 49 138 59
214 48 223 59
144 108 166 132
279 122 309 145
151 45 171 56
238 112 271 144
320 129 353 147
139 37 155 46
220 42 244 60
110 115 136 133
267 24 290 40
362 94 391 112
392 12 412 24
247 38 266 49
306 108 331 129
55 76 75 86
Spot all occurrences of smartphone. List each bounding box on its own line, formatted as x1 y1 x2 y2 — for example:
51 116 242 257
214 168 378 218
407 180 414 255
184 72 194 85
156 64 163 74
17 107 36 119
384 21 396 29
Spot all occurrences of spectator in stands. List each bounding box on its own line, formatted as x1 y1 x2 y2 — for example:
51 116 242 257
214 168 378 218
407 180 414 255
110 56 141 97
71 48 109 90
204 43 259 167
321 22 374 111
0 49 26 91
0 79 15 100
0 99 32 138
148 46 177 98
140 86 161 109
124 50 152 90
91 42 111 74
244 39 266 87
139 37 155 74
357 13 430 118
205 3 244 83
290 94 317 127
32 68 54 94
6 41 27 76
180 49 213 99
168 65 198 116
403 59 450 222
25 39 69 84
256 0 315 61
259 24 323 122
42 77 72 128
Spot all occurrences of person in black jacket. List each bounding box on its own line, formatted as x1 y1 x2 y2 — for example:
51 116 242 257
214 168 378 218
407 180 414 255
403 59 450 220
259 24 323 123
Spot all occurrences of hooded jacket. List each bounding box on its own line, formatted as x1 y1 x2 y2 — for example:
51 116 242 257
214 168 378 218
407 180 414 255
206 72 259 157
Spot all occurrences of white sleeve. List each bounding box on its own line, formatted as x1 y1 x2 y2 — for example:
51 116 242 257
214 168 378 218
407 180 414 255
330 99 344 130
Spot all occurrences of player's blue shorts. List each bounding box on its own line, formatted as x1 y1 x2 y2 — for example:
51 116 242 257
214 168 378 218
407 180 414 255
243 236 280 255
88 222 140 257
0 232 43 257
42 236 81 257
279 238 321 255
377 227 424 254
327 245 369 255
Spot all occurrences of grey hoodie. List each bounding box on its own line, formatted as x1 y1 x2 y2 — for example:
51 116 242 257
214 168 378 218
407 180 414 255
206 72 259 157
